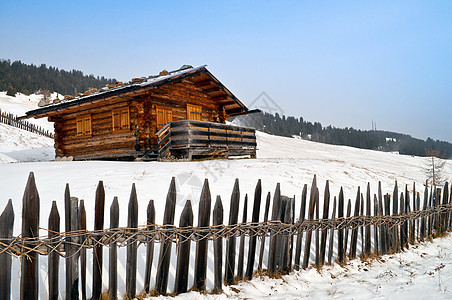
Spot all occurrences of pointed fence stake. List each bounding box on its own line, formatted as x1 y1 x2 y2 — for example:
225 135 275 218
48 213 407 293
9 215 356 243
156 177 177 295
258 192 271 271
294 184 307 270
0 200 14 300
144 200 155 293
174 200 194 294
245 180 262 280
194 179 212 291
92 181 105 300
20 172 40 300
126 184 138 299
109 197 119 300
225 179 240 285
213 196 224 293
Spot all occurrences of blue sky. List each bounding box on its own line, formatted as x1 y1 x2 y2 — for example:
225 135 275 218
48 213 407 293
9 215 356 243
2 1 451 142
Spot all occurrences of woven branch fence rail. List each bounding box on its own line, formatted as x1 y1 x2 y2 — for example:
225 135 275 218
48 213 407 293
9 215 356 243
0 109 54 138
0 172 451 299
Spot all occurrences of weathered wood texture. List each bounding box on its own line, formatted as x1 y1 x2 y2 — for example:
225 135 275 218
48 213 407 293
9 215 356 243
109 197 119 300
245 180 262 280
194 179 212 291
174 200 194 294
212 196 223 293
155 177 177 295
92 181 105 300
0 200 14 300
144 199 155 293
126 184 139 299
225 179 240 284
20 172 40 300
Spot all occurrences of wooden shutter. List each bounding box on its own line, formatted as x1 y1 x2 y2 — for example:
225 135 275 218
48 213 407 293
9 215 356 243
76 114 92 137
112 109 121 131
76 117 84 136
84 115 92 135
120 108 129 130
156 107 172 130
187 104 202 121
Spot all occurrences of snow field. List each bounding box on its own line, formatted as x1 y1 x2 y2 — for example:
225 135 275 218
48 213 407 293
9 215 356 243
0 93 451 299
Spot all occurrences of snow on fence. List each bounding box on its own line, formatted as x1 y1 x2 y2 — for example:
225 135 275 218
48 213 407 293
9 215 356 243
0 173 451 299
0 109 54 138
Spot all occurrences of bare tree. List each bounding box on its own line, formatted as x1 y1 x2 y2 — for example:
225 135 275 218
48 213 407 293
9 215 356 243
423 149 447 188
38 89 52 107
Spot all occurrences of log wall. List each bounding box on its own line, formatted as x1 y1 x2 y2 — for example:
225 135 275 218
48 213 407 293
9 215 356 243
50 80 226 159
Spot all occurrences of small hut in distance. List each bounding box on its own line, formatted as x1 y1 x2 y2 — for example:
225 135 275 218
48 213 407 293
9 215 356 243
21 65 258 161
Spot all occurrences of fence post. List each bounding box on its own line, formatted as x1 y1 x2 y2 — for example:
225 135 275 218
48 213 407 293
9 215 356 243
268 183 281 274
349 187 360 259
109 197 119 300
327 197 336 264
364 183 371 257
319 181 330 266
245 180 262 280
294 184 307 270
64 184 73 300
69 197 79 299
20 172 40 300
79 200 87 300
400 192 406 250
0 199 14 300
194 179 212 291
237 195 247 279
48 201 60 300
393 182 400 252
155 177 177 294
126 184 138 299
144 199 155 293
373 195 379 255
225 179 240 285
378 182 385 255
337 188 344 263
302 175 317 269
258 192 271 271
213 196 223 293
174 200 194 294
314 190 320 269
441 182 449 235
343 199 351 258
93 181 105 300
360 193 364 257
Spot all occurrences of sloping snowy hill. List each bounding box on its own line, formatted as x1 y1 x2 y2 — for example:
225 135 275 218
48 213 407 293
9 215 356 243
0 94 451 299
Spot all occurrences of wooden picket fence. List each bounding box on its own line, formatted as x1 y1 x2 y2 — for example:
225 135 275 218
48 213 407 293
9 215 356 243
0 172 451 299
0 109 54 138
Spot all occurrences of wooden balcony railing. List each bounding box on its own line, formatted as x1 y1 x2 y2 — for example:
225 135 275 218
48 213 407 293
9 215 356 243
156 120 256 160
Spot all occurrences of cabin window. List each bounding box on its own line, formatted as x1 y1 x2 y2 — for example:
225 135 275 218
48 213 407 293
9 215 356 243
112 107 130 132
156 107 173 130
187 104 202 121
76 114 92 137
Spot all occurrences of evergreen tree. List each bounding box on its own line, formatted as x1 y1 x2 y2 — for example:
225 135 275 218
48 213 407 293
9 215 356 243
6 84 16 97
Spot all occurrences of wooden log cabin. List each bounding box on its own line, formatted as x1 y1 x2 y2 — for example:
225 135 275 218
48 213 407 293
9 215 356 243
20 65 258 160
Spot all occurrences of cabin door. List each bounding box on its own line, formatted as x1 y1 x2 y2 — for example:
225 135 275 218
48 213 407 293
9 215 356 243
156 107 173 130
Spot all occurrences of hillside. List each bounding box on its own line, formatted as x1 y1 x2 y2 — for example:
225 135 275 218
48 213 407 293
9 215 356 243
0 59 116 96
0 96 451 299
232 111 452 158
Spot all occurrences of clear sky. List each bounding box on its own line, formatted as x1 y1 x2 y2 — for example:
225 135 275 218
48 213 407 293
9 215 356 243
2 1 451 142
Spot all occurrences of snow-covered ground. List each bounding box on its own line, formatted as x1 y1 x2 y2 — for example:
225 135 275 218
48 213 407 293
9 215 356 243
0 93 451 299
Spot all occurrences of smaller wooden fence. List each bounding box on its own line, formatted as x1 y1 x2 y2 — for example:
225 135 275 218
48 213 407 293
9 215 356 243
156 120 257 159
0 109 54 138
0 173 451 300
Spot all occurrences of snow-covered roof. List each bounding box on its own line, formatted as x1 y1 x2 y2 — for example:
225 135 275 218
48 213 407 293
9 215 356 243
21 65 254 119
